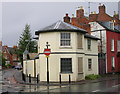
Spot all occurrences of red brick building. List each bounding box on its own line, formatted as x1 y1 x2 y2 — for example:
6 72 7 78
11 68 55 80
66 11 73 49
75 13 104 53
63 3 120 74
63 3 120 34
0 42 19 66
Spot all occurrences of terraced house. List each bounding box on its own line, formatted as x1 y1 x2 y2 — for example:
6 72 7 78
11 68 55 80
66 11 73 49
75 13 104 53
23 20 100 82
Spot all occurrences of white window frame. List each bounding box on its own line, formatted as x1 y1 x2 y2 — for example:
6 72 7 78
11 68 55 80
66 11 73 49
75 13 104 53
88 59 92 70
60 33 71 47
87 39 91 50
109 22 114 30
112 56 115 68
60 58 72 73
117 40 120 51
111 39 114 51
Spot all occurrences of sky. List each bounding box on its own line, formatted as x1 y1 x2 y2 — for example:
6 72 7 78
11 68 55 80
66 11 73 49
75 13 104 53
1 1 119 47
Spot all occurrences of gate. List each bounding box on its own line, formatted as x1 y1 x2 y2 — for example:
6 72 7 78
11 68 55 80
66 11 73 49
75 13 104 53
98 53 106 75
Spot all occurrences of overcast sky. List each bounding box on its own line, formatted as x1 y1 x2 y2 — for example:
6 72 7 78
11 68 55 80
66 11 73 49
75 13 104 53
1 2 119 47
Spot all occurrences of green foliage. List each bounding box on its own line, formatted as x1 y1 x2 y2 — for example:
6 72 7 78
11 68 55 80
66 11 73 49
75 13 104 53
85 74 101 80
17 24 37 63
6 64 12 68
0 52 6 67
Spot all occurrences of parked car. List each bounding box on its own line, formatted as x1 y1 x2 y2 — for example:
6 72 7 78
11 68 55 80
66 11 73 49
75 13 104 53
15 65 22 70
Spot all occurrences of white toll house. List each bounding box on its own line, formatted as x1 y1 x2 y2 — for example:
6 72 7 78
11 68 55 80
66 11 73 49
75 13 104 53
23 20 100 82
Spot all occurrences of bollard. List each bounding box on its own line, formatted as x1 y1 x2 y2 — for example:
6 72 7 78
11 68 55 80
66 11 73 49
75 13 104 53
69 74 71 84
59 74 61 84
22 73 24 81
29 74 31 83
22 73 26 82
37 74 39 83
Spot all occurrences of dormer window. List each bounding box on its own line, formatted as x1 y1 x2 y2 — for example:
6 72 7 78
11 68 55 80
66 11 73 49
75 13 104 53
109 22 114 30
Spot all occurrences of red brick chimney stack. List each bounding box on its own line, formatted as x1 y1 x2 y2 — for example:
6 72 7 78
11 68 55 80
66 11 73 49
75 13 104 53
99 3 106 14
64 13 71 23
0 41 2 46
76 6 84 18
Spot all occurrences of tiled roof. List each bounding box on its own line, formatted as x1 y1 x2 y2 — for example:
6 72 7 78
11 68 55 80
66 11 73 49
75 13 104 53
35 20 88 35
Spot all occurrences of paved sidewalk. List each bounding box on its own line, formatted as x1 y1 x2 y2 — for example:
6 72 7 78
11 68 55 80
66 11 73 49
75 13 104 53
14 70 120 86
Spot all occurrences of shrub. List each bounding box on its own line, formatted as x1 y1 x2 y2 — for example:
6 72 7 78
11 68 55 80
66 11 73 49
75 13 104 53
85 74 101 80
6 64 12 68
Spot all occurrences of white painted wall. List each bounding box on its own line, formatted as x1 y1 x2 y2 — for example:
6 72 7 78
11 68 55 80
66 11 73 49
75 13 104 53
23 31 99 82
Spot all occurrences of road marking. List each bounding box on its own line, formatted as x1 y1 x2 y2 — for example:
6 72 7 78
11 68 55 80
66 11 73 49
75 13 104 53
112 85 119 88
92 89 100 92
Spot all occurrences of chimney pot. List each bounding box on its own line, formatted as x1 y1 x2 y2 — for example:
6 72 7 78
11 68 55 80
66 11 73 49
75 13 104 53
91 12 93 14
94 11 96 14
114 11 116 15
99 3 101 6
79 6 83 9
72 14 74 17
66 13 68 17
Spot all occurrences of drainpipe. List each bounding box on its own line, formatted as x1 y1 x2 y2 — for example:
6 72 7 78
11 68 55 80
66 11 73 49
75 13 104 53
34 59 36 77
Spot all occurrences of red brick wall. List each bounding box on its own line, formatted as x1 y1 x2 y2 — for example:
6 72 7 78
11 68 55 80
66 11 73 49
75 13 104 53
106 30 120 73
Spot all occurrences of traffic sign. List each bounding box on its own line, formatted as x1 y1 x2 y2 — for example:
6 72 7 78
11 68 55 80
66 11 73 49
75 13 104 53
44 49 51 56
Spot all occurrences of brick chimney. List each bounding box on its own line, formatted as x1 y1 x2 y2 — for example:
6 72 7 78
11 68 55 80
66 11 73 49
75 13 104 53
63 13 70 23
76 6 84 18
99 4 106 14
0 41 2 46
13 45 17 49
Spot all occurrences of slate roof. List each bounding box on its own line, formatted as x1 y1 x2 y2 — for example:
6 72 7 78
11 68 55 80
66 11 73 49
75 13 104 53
97 21 120 33
85 33 100 40
35 20 88 35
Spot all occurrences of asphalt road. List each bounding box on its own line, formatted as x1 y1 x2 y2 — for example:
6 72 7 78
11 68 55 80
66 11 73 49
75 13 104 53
1 69 120 93
43 79 120 92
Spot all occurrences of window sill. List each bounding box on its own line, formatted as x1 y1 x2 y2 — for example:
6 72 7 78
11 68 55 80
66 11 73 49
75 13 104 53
78 48 83 49
59 46 72 49
60 72 73 74
111 51 115 52
88 69 92 71
78 72 83 74
87 49 91 51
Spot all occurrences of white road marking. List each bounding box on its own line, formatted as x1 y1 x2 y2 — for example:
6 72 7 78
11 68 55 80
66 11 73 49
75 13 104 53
92 89 100 92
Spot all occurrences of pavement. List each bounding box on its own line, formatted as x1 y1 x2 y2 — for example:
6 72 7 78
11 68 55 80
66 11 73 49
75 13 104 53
13 69 120 86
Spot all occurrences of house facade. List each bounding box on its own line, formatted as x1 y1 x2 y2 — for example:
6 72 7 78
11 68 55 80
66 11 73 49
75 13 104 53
23 20 99 82
63 3 120 74
63 3 120 34
89 21 120 73
0 42 19 66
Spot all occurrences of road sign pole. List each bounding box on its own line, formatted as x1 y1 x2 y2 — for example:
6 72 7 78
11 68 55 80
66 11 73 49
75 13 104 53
47 56 49 84
46 42 50 84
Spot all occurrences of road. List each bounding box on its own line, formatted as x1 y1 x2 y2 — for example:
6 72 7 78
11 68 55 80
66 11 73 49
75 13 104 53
1 69 120 93
1 69 64 93
43 79 120 92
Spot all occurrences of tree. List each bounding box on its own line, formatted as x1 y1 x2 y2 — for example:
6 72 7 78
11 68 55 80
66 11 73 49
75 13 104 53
17 24 37 64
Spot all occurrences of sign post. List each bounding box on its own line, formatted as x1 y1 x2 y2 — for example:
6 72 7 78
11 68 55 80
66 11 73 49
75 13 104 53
44 42 51 84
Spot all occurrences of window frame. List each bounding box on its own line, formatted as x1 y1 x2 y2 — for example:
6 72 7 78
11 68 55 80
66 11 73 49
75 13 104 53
112 56 115 68
60 58 72 73
111 39 114 51
88 59 92 70
87 39 91 50
60 32 71 47
117 40 120 51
